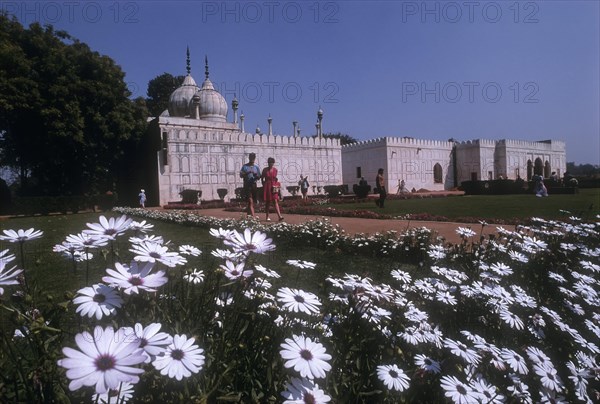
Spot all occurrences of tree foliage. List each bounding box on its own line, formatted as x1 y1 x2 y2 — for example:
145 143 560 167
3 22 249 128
313 132 358 145
146 72 185 117
566 162 600 177
0 14 147 196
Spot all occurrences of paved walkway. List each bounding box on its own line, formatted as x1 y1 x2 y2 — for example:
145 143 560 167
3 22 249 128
191 208 513 245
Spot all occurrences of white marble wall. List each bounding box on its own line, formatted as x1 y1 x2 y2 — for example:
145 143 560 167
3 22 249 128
156 117 342 204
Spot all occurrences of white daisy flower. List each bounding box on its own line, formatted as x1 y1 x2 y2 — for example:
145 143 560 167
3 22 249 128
500 348 529 375
499 308 525 330
102 261 167 295
128 234 164 245
84 215 132 240
390 269 412 284
65 233 108 249
0 249 16 263
73 284 123 320
534 362 564 392
508 250 529 263
286 259 317 270
280 335 332 379
255 264 281 278
507 374 532 403
183 269 205 284
413 354 441 373
128 220 154 233
522 236 548 251
220 260 253 280
440 375 479 403
490 262 513 276
277 287 322 315
525 346 551 365
280 377 331 403
376 364 410 392
224 228 275 255
209 227 235 241
444 338 481 365
179 245 201 256
0 261 23 295
92 382 135 403
129 241 187 267
436 291 457 305
470 377 505 403
456 227 477 238
122 323 172 363
0 228 43 243
57 326 145 393
211 248 244 262
152 334 205 380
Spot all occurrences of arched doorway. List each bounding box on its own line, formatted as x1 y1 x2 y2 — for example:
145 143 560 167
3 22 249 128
544 161 551 178
534 158 543 176
527 160 533 180
433 163 443 183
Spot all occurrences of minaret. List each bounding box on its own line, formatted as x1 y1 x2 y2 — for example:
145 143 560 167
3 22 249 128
297 124 301 137
192 94 200 119
240 112 245 132
293 121 298 137
317 106 324 138
267 114 273 136
186 46 191 75
232 94 239 124
204 55 209 79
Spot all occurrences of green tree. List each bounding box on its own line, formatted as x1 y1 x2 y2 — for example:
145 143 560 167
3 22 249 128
566 162 600 177
0 14 147 196
313 132 358 145
146 72 185 117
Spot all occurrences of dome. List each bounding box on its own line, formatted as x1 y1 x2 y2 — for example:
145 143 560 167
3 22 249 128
192 78 228 122
167 74 199 117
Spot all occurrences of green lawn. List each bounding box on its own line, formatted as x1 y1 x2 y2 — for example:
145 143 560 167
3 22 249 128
0 213 394 295
327 188 600 221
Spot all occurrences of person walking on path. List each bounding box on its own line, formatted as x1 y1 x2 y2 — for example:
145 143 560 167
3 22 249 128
240 152 260 217
138 189 146 208
375 168 387 208
261 157 284 222
299 175 310 200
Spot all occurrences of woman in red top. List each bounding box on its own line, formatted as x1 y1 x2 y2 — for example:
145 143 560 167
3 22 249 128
261 157 284 222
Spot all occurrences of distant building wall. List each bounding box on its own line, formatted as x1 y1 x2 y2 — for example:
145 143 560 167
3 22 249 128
342 137 454 191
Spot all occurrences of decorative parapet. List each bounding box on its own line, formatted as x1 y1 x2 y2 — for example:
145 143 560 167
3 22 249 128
456 139 497 147
500 139 566 151
161 125 340 147
342 136 453 150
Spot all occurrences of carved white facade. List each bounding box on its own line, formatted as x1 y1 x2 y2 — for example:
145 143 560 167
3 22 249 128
144 58 566 205
148 116 341 205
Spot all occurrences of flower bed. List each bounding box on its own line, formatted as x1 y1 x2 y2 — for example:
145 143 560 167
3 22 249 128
1 210 599 403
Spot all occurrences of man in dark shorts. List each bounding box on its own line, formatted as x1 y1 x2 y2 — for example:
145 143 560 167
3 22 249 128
240 152 260 216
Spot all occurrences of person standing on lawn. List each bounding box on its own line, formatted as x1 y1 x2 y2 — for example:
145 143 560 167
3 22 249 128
375 168 387 208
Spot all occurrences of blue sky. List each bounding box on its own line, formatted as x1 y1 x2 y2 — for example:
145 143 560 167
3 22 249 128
4 0 599 164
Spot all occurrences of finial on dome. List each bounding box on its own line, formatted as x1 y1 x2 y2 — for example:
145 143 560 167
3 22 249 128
186 46 191 75
205 55 209 79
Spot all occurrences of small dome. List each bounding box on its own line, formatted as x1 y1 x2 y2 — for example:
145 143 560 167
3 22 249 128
192 78 228 122
167 74 199 117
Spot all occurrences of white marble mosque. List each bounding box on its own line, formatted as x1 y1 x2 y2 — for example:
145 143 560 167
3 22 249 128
145 56 566 205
